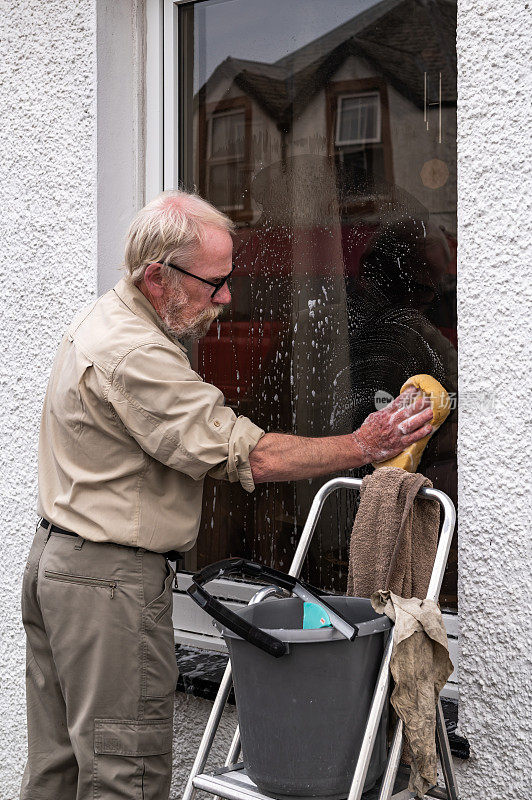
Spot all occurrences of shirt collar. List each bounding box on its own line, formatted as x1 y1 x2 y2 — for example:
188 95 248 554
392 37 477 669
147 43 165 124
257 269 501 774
113 277 188 356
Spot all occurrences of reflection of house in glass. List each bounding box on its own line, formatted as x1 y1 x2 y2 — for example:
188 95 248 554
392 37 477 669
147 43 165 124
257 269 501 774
194 0 456 231
186 0 458 604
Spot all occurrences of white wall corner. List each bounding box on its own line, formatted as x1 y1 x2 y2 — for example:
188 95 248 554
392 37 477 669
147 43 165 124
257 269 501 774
96 0 146 293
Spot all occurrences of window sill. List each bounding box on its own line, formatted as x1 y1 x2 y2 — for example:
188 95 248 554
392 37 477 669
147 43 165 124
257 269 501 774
440 697 470 760
174 645 469 760
175 644 235 705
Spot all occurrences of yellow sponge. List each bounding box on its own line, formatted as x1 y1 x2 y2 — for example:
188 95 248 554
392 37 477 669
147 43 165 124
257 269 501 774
373 374 451 472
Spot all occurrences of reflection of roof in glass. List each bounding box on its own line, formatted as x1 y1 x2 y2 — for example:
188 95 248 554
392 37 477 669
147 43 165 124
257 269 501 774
199 0 456 122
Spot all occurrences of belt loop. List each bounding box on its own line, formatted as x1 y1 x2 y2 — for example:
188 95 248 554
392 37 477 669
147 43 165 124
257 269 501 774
74 537 85 550
45 520 53 541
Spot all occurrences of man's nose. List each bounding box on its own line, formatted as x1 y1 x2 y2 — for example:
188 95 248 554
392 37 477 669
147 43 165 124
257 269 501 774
214 283 231 304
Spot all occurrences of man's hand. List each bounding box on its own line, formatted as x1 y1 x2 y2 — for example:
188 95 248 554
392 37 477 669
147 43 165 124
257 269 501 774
352 388 433 463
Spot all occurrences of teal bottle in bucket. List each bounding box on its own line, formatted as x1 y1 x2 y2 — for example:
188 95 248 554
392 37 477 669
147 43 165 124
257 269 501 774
302 601 333 629
188 559 392 799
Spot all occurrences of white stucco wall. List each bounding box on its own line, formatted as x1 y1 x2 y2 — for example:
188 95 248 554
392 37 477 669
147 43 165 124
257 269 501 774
1 1 531 799
454 0 532 796
171 694 239 797
0 3 98 797
0 1 144 797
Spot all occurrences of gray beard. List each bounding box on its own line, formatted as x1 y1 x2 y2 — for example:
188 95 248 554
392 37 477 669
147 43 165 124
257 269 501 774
160 314 216 342
158 277 226 342
160 297 223 342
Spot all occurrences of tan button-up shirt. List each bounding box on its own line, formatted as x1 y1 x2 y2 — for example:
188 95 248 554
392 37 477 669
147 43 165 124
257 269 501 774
37 278 265 553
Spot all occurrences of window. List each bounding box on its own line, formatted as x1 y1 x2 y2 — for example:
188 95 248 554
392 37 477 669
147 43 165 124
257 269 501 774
149 1 458 687
199 98 253 218
336 93 381 145
207 110 246 209
328 79 392 204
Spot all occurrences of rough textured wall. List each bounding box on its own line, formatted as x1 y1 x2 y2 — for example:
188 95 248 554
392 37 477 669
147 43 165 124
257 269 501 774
171 695 239 799
0 1 97 795
454 0 532 796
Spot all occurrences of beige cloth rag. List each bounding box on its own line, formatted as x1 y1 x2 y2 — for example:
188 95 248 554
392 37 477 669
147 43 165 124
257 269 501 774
347 467 452 797
371 591 454 797
347 467 439 599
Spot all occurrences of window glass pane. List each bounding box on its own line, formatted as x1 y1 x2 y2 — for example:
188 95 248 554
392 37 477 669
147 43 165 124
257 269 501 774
180 0 458 606
338 95 380 144
207 162 246 209
211 112 246 159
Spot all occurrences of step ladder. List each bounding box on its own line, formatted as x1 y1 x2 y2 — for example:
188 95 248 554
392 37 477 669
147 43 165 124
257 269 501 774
181 477 460 800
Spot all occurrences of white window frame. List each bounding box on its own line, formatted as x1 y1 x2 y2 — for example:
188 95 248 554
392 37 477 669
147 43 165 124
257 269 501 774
335 92 381 146
145 0 459 700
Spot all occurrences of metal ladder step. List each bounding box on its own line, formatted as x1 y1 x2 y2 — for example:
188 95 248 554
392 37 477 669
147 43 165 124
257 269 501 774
191 763 449 800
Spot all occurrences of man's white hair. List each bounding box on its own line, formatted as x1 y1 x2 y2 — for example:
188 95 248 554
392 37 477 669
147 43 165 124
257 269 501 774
124 189 234 284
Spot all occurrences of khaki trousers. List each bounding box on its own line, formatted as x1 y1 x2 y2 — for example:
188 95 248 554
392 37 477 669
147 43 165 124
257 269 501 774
20 524 178 800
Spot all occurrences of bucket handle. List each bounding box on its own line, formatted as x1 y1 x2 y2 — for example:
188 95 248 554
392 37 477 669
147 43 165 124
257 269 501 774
187 557 358 658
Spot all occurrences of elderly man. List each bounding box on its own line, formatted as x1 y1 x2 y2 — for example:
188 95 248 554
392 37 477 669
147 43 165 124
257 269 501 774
21 190 433 800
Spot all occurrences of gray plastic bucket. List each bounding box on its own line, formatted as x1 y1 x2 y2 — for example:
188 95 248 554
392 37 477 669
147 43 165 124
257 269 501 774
220 596 392 799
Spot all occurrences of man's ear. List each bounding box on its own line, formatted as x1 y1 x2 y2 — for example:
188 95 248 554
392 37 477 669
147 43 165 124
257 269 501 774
143 262 165 298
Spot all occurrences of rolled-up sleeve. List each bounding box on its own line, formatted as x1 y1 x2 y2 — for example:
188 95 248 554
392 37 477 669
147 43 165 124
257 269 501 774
107 341 265 492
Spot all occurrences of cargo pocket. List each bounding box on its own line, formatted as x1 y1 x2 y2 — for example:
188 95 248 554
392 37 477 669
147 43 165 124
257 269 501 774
93 717 173 800
142 563 179 700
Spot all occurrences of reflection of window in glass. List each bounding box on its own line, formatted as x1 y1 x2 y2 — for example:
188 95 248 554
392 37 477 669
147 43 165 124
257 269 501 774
207 109 246 210
336 93 381 145
328 81 391 201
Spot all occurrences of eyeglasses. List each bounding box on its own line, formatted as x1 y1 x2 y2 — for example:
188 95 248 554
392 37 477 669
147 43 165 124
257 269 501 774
157 260 235 299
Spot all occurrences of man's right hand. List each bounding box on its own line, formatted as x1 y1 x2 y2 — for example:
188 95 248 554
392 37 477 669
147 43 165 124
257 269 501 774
352 388 434 464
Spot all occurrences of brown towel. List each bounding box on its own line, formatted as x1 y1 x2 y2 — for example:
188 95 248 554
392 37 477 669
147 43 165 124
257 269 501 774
347 467 439 599
371 591 454 797
347 466 449 798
